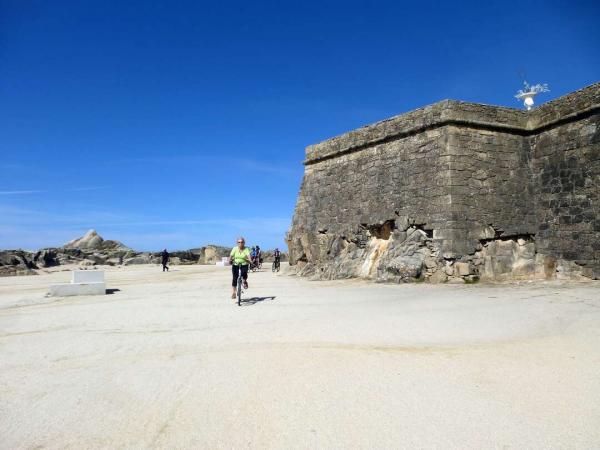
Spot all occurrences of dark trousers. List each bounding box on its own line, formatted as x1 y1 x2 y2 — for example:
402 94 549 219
232 264 248 287
162 262 169 272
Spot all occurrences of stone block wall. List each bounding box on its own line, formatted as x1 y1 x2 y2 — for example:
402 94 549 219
287 82 600 282
531 113 600 279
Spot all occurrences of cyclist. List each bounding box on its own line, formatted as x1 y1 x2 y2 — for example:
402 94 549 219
230 237 252 299
273 248 281 267
255 245 262 266
250 246 257 266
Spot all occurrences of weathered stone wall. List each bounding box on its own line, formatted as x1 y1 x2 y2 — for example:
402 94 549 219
531 114 600 279
287 82 600 282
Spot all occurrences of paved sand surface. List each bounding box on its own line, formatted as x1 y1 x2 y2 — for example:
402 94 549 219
1 264 599 449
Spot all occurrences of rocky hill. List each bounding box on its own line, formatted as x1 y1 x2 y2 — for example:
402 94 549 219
0 230 234 277
63 229 130 251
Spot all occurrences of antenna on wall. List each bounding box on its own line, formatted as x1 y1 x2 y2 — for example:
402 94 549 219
515 80 549 110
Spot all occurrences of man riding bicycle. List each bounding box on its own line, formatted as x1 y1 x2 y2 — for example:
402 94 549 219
273 248 281 265
230 237 252 299
255 245 262 266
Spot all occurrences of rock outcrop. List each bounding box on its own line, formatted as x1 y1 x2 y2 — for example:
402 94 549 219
63 229 129 252
287 82 600 282
0 230 241 276
0 250 38 276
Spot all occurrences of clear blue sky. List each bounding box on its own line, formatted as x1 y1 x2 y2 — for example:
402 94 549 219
1 0 599 251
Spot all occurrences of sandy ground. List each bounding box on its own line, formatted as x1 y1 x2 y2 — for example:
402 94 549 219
0 264 599 449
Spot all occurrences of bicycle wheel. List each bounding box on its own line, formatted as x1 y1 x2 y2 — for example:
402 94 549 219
236 274 242 306
272 262 276 272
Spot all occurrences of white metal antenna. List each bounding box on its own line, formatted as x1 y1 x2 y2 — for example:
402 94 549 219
515 81 549 110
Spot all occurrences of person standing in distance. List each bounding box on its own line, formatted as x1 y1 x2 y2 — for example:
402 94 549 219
161 248 170 272
230 237 252 299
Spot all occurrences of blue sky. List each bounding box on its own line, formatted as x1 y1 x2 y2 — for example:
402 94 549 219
1 0 599 251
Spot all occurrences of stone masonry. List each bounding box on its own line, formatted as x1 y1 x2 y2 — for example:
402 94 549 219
287 82 600 282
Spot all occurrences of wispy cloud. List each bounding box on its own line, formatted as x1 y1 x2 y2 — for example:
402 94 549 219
0 190 45 195
0 203 290 251
88 217 290 228
68 186 111 192
0 163 27 170
236 159 299 175
0 163 53 177
0 186 111 196
107 154 301 176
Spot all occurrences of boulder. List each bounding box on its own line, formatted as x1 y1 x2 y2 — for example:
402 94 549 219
382 254 424 282
454 262 471 276
169 251 199 264
63 229 130 252
428 270 447 283
86 253 109 265
79 259 97 267
188 245 231 265
0 250 37 276
63 229 104 249
480 238 539 281
203 246 218 264
447 277 466 284
34 249 59 268
123 256 152 265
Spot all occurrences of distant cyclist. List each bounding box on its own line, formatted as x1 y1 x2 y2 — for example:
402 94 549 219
273 248 281 265
250 246 257 266
230 237 252 299
255 245 262 265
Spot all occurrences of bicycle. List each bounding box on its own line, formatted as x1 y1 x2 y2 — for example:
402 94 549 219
233 263 246 306
272 258 280 272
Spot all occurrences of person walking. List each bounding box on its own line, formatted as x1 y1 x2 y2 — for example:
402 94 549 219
230 237 252 299
161 248 170 272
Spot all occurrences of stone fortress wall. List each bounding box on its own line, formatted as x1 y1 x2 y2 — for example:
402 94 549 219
286 82 600 282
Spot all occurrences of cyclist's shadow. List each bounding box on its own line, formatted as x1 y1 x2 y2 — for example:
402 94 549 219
240 296 276 306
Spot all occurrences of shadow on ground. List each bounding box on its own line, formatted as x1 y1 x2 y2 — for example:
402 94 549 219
241 296 276 306
106 289 121 295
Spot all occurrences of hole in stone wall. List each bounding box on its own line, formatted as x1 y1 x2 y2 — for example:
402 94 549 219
490 225 503 239
413 223 433 238
366 220 396 240
479 231 536 245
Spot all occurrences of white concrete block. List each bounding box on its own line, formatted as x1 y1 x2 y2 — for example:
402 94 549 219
50 282 106 297
72 270 104 283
